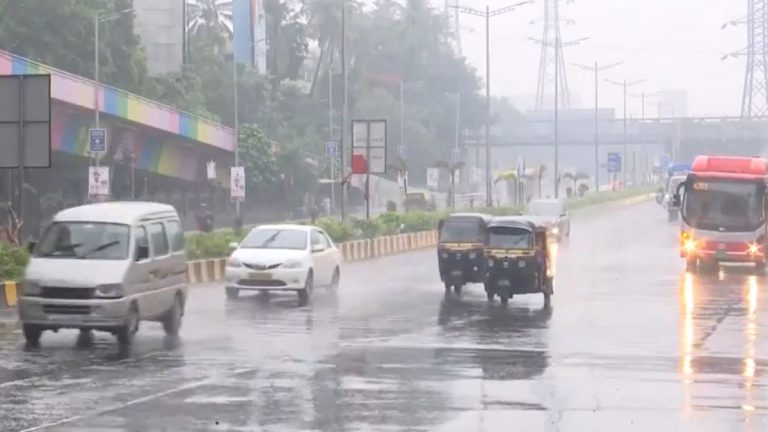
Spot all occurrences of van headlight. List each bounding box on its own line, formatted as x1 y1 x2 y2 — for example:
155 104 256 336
227 256 243 268
281 260 304 269
23 281 41 296
95 284 123 298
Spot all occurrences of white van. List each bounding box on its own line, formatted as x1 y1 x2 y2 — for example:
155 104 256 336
18 202 188 346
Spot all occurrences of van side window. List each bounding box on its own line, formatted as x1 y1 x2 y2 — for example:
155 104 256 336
149 223 169 256
166 220 184 252
135 226 149 261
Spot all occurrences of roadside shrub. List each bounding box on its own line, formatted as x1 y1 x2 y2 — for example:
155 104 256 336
185 230 241 260
377 212 403 235
315 217 355 243
0 245 29 281
386 200 398 212
352 218 382 239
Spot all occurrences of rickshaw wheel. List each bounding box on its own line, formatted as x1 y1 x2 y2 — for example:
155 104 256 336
453 285 462 295
543 292 552 307
500 296 509 307
486 291 495 302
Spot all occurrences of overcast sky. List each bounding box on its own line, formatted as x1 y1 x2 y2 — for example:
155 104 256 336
454 0 745 117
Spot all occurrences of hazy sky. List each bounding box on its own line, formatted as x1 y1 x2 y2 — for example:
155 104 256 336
456 0 745 117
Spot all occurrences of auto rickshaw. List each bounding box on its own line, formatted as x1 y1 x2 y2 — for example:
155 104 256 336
437 213 492 294
483 217 554 307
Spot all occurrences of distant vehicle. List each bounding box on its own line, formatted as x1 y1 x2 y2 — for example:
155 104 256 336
671 155 768 272
437 213 492 294
483 217 554 307
660 175 687 222
405 191 437 212
19 202 188 347
224 224 341 306
526 198 570 239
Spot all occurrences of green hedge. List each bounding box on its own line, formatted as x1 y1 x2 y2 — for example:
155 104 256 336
0 187 654 280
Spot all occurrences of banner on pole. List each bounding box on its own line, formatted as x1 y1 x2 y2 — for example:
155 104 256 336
88 166 110 201
427 168 439 190
351 119 387 174
230 167 246 202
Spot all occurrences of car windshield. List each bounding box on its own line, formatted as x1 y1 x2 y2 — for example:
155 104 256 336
35 222 130 260
682 180 765 231
240 228 308 250
528 201 564 216
439 220 483 243
488 227 533 249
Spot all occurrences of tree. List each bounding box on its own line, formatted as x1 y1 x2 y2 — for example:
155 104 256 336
238 123 280 201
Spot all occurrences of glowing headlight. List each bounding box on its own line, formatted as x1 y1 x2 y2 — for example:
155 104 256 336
551 227 559 234
227 256 243 268
683 239 697 253
95 284 123 298
749 243 760 255
281 260 304 269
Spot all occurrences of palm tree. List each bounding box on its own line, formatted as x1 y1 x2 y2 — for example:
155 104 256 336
494 170 519 205
436 160 464 209
386 155 409 196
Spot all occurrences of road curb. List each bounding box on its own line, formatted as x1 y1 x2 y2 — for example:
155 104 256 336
0 230 441 300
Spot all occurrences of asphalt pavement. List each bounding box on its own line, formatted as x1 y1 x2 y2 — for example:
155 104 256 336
2 199 768 431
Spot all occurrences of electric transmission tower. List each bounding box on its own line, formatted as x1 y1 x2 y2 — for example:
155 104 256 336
724 0 768 118
531 0 583 110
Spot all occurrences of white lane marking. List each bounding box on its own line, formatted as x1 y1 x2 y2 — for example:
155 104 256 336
16 369 255 432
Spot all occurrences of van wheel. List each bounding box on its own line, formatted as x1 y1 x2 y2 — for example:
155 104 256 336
23 324 42 346
162 295 183 336
117 304 139 346
226 287 239 299
453 284 462 295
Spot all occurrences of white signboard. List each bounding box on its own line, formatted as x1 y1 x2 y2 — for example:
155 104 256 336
351 119 387 174
206 160 217 180
230 166 246 202
427 168 440 190
88 166 110 201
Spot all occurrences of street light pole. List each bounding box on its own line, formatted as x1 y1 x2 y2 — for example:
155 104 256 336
340 0 348 222
451 1 532 207
233 56 240 219
554 38 559 198
605 76 645 188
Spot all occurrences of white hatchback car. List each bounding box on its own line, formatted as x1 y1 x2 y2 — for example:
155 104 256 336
224 224 342 305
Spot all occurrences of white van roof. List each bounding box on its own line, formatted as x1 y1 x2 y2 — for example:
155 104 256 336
53 201 178 225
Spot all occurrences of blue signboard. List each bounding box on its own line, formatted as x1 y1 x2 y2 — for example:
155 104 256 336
89 128 107 153
397 145 407 158
607 152 622 173
325 141 338 158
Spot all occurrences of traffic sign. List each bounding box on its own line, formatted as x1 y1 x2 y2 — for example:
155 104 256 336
607 152 622 173
325 141 338 158
451 148 462 163
89 128 107 153
397 145 407 158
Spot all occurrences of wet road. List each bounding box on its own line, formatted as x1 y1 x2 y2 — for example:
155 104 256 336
2 199 768 431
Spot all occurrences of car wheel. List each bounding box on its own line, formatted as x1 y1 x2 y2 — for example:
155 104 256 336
117 303 140 346
329 267 340 290
226 287 239 299
23 324 42 347
162 294 184 336
298 271 313 306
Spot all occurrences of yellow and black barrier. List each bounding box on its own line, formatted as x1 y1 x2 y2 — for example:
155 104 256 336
1 281 19 308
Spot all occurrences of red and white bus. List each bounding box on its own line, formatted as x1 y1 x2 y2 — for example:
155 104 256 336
673 155 768 272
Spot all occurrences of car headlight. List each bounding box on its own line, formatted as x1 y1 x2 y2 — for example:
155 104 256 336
23 281 41 296
95 284 123 298
227 256 243 268
281 260 304 269
749 243 761 255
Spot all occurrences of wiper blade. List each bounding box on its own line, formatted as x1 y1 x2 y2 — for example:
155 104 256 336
40 242 83 256
79 240 120 258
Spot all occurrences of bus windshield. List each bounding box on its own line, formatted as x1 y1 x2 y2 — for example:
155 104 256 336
682 180 765 232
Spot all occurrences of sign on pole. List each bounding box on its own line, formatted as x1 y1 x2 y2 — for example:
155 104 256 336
351 119 387 174
89 128 107 154
427 168 440 190
451 148 462 163
397 145 407 159
0 74 51 168
230 166 246 202
516 157 525 178
607 152 622 173
88 166 110 201
325 141 338 158
206 160 217 180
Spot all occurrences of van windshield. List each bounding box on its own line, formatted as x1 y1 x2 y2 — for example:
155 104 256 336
36 222 130 260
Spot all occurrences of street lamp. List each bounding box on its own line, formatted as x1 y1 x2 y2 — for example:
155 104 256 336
94 7 135 166
451 1 532 207
528 36 589 198
232 38 268 220
605 77 646 188
572 60 623 193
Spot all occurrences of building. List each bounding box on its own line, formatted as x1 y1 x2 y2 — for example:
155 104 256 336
133 0 185 76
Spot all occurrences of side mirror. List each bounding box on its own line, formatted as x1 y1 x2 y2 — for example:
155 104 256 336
136 245 149 262
26 241 37 254
312 244 326 253
228 242 239 250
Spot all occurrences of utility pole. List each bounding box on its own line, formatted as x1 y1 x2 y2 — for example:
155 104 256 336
451 1 532 207
572 60 622 193
605 77 645 188
340 0 348 221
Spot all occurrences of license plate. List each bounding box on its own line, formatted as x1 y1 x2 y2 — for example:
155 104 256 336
716 250 727 259
498 280 511 286
451 270 462 276
249 272 272 280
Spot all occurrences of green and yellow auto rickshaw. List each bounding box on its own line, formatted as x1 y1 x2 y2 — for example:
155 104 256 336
437 213 492 294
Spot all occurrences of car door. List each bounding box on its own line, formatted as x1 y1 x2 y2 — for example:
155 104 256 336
310 230 331 285
129 225 155 318
320 230 341 270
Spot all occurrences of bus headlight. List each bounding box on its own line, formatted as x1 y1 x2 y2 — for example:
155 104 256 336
749 243 760 255
683 239 697 253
